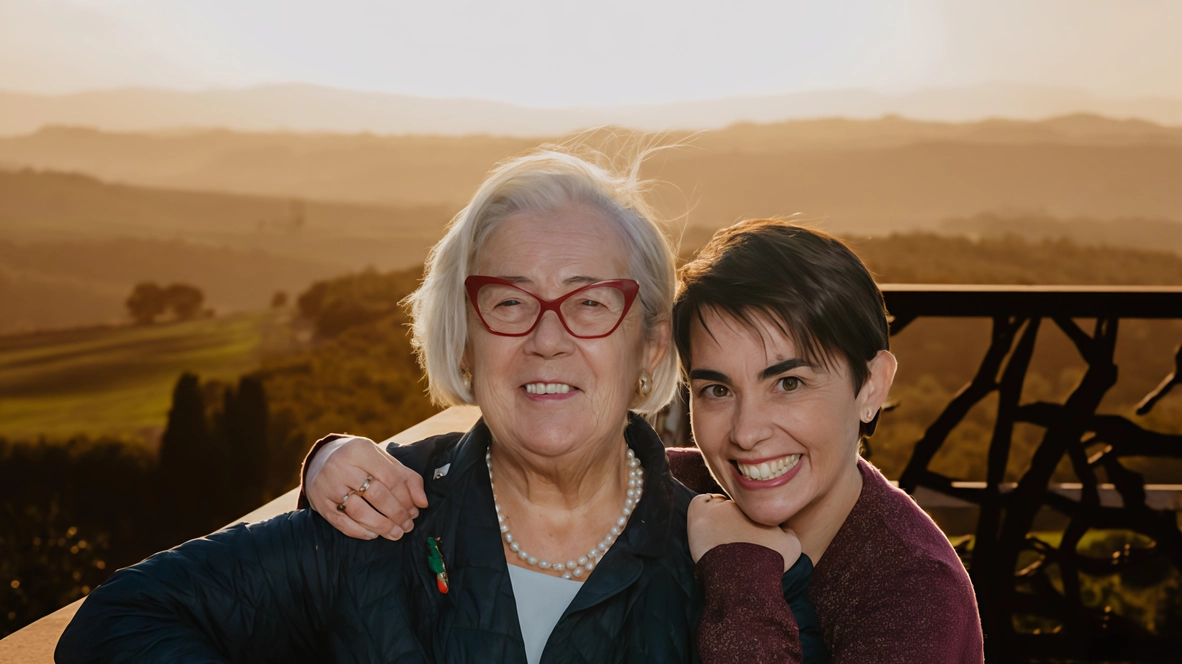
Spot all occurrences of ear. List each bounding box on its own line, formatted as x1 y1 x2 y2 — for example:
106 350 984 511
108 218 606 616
642 314 672 376
856 350 898 417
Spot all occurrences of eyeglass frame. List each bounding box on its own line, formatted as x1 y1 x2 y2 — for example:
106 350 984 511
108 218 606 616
464 275 641 339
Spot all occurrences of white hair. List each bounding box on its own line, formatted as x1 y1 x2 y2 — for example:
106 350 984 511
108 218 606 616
405 145 679 414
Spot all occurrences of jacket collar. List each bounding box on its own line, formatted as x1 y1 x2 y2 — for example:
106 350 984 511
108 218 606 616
423 412 678 615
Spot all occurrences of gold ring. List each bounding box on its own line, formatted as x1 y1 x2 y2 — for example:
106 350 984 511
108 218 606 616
337 490 356 512
358 476 373 494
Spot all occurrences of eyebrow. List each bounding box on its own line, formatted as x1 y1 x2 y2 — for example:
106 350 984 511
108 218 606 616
758 358 816 381
497 275 603 286
688 369 730 383
689 358 815 384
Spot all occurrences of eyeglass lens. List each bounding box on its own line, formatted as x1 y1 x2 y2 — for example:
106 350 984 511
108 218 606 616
474 283 629 336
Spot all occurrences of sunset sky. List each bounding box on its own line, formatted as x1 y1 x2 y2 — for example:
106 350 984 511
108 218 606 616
1 0 1180 106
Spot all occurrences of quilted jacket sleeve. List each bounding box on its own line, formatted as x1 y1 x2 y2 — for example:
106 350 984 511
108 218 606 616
56 510 344 664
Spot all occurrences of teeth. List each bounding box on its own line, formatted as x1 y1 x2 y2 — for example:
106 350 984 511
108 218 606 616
736 454 801 481
525 383 572 395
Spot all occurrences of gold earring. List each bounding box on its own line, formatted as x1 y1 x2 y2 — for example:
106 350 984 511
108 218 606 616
638 373 651 398
462 371 472 391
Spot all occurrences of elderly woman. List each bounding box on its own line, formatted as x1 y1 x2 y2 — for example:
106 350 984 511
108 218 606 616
56 149 699 663
308 221 984 663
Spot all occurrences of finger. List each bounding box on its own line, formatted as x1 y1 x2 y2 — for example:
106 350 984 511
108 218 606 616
360 477 410 521
320 497 379 540
347 486 404 538
341 491 398 537
388 482 420 523
406 473 429 509
331 513 380 541
364 444 410 490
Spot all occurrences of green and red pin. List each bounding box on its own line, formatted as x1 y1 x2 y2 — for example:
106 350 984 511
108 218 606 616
427 537 449 594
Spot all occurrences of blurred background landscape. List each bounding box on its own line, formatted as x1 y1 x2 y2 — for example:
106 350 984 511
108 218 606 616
2 0 1181 652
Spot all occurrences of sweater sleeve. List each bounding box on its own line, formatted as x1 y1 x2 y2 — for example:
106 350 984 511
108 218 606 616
695 542 802 664
826 558 982 664
56 511 343 663
296 433 350 510
665 447 724 495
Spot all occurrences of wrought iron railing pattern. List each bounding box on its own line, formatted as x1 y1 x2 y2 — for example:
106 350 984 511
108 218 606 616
885 285 1182 662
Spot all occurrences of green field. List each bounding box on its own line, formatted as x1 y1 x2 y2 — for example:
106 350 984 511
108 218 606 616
0 311 292 445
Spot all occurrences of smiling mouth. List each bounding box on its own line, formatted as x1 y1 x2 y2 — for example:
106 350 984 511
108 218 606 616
524 382 574 395
734 454 802 481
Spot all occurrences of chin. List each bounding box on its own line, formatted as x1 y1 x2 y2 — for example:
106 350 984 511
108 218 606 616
729 487 808 528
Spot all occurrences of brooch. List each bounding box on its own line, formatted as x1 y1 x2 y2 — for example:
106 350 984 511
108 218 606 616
427 536 450 594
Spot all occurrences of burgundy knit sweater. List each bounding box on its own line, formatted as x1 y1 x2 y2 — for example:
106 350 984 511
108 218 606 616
300 438 983 663
667 449 984 664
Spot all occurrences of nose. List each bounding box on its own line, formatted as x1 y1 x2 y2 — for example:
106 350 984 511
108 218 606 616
730 394 774 450
524 309 575 358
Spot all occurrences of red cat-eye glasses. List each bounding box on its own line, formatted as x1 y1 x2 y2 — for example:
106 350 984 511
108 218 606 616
464 275 640 339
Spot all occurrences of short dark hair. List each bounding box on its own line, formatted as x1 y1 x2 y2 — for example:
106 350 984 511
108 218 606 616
673 220 890 436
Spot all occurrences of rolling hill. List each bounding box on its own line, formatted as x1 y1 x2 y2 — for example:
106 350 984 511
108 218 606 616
3 83 1182 136
2 115 1181 232
0 170 452 332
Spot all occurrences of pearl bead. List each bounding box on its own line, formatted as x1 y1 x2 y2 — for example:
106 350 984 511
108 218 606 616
487 445 642 577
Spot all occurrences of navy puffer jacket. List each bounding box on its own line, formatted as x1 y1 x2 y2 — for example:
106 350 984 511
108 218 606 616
56 415 701 663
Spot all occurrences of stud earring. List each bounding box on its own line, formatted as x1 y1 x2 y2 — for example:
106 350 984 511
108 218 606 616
637 373 651 398
462 371 472 391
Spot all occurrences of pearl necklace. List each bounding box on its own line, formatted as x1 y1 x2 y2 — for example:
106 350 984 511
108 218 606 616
486 447 644 579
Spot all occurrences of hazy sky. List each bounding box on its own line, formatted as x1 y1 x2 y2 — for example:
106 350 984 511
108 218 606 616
2 0 1180 105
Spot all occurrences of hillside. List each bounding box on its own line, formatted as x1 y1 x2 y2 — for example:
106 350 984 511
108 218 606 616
0 310 291 443
4 83 1182 136
3 116 1181 232
941 212 1182 256
0 168 452 266
0 237 344 333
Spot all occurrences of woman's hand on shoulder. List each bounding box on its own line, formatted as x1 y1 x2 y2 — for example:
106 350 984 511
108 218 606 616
309 438 429 541
687 494 801 572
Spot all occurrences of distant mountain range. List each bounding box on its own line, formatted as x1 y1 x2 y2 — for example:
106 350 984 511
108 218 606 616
3 115 1181 232
3 83 1182 136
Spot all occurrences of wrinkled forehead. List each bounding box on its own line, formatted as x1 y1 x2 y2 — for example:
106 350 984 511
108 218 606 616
473 205 633 284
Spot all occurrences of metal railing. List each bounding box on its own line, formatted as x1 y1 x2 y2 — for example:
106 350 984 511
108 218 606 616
883 285 1182 663
4 285 1182 662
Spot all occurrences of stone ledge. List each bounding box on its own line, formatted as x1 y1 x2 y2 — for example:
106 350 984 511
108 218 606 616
0 406 481 663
